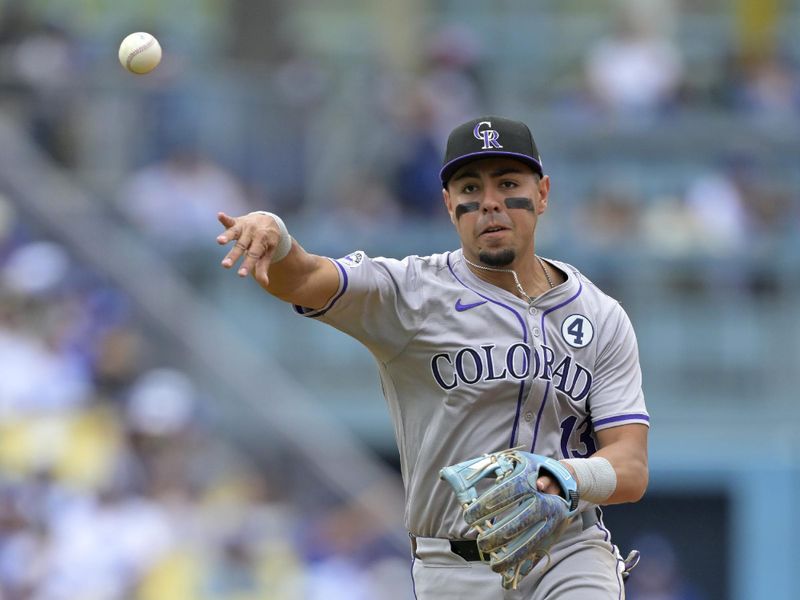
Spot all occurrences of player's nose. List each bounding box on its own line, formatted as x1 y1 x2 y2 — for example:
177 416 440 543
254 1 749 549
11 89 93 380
481 187 505 213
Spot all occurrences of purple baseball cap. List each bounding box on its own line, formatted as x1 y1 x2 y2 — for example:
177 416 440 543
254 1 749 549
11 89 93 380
440 116 544 187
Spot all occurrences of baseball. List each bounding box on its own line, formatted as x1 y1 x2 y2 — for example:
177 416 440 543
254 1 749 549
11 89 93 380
118 32 162 74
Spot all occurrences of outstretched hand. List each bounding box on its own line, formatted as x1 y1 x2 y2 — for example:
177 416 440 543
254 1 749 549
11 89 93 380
216 211 281 287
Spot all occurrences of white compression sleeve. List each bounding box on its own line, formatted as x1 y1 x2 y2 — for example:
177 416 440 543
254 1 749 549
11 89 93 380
253 211 292 262
562 457 617 504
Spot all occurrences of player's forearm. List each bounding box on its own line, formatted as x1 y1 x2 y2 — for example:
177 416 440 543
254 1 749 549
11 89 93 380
561 423 649 506
261 243 339 310
561 452 647 507
590 445 648 504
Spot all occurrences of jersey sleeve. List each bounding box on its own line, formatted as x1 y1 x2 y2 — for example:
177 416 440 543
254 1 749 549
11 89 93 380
588 302 649 431
293 251 424 363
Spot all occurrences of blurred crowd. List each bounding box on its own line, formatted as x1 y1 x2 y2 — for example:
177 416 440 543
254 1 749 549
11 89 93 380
0 0 797 269
0 199 411 600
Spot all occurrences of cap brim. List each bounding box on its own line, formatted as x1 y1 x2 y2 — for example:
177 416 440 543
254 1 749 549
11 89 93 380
440 151 544 187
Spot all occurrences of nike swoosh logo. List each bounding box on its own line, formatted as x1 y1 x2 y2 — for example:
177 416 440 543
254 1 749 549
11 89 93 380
455 298 488 312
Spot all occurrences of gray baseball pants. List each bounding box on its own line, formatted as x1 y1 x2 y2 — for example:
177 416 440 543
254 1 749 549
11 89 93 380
410 510 626 600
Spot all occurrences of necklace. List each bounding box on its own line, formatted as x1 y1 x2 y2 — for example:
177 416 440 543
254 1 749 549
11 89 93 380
537 255 555 290
463 254 555 304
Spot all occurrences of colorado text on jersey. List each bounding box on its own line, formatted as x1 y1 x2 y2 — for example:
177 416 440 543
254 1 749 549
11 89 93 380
430 342 592 402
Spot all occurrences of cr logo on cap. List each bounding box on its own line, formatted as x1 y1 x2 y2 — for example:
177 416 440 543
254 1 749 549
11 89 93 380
473 121 503 150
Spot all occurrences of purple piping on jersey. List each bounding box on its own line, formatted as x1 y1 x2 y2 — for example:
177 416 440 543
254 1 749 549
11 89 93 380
292 259 349 318
446 253 529 446
530 278 583 453
593 413 650 428
595 521 610 543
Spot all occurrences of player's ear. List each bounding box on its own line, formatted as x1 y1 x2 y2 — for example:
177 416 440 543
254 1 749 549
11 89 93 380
535 175 551 215
443 188 456 225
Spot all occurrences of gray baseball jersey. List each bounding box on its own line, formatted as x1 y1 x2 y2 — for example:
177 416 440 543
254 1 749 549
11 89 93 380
295 248 648 539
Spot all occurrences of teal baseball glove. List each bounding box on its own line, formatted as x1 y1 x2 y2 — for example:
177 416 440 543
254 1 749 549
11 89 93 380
440 448 579 590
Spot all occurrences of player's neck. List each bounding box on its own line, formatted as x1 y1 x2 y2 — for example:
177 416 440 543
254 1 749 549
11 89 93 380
462 251 555 302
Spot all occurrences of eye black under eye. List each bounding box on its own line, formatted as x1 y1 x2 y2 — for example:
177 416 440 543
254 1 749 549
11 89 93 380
455 202 480 219
504 197 534 211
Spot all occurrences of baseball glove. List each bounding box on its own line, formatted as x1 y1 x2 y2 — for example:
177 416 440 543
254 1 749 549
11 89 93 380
440 448 579 590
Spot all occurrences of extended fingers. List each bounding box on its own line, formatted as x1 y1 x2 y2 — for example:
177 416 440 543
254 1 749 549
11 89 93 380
216 213 240 245
217 211 237 228
217 224 240 246
218 213 281 279
254 253 272 287
221 230 252 271
237 238 271 277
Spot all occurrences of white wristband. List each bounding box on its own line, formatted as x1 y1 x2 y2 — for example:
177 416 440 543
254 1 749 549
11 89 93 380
562 457 617 504
253 211 292 263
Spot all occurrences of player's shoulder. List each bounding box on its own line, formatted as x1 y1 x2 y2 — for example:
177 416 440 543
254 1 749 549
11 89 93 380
411 250 454 272
552 259 626 317
552 260 638 347
333 250 454 294
338 249 452 273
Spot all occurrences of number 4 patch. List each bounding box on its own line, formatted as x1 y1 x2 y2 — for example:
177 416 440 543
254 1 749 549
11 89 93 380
561 314 594 348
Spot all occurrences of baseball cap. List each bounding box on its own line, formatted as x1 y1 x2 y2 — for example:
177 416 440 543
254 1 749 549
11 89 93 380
440 116 544 187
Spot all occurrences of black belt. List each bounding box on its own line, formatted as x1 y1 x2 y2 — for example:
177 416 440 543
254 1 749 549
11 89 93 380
432 508 601 563
449 539 484 561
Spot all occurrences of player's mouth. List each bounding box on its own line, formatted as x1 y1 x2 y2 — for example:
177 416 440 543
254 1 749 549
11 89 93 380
479 224 510 239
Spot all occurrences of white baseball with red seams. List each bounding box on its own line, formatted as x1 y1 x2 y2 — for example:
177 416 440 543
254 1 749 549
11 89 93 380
118 32 162 74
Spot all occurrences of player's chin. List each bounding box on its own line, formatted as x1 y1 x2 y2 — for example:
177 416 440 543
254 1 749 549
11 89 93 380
478 247 516 268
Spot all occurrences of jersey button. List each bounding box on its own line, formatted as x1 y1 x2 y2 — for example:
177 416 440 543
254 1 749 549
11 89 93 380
528 306 537 315
532 327 541 337
524 412 533 422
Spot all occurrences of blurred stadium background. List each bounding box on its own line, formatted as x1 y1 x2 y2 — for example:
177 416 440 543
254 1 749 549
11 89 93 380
0 0 798 598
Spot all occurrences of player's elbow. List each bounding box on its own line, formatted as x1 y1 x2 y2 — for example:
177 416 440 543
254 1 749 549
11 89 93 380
608 457 648 504
623 459 649 503
630 470 649 502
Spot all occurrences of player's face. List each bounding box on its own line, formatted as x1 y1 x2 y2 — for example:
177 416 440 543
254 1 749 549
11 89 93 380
442 157 550 267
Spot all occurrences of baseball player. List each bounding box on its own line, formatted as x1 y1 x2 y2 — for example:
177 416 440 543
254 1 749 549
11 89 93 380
216 116 649 599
